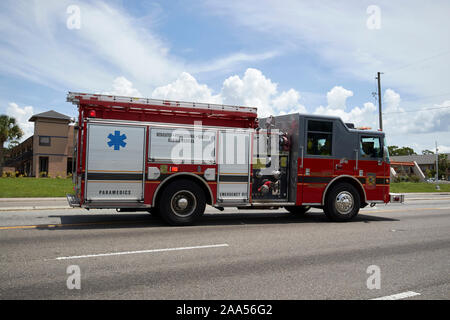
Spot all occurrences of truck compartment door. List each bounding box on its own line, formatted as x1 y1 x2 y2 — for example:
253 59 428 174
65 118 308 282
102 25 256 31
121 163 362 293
217 131 250 203
85 124 145 202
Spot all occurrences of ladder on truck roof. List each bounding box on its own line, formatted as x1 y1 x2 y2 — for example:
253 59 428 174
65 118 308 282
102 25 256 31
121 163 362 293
67 92 258 115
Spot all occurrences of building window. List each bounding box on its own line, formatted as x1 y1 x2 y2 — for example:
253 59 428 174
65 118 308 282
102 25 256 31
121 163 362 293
307 120 333 156
67 157 73 175
360 136 382 158
39 157 49 177
39 136 51 146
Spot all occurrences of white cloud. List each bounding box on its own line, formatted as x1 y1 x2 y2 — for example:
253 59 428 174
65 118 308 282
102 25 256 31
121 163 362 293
103 77 142 97
383 88 450 135
312 85 377 128
272 89 307 115
384 89 403 113
326 86 354 110
189 51 279 74
314 102 377 128
151 68 307 118
6 103 34 141
438 145 450 153
152 72 221 103
221 68 278 116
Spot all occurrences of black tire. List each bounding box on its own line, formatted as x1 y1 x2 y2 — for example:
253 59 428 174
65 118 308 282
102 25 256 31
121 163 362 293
157 179 206 225
323 182 360 222
285 205 311 216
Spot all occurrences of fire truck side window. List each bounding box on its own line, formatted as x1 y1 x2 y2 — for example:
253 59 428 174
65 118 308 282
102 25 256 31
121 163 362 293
306 120 333 156
360 136 382 158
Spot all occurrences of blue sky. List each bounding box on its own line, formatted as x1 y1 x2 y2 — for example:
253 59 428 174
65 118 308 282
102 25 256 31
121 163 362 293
1 0 449 153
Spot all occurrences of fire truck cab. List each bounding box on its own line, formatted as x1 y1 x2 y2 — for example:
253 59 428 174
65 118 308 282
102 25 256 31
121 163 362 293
66 92 403 225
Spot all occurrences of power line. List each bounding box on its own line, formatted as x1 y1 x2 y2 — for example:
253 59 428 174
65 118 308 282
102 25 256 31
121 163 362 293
382 106 450 115
386 49 450 73
398 91 450 103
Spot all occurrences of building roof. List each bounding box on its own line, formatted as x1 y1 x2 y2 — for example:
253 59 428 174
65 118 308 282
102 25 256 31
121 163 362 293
391 153 450 165
391 161 415 166
29 110 71 122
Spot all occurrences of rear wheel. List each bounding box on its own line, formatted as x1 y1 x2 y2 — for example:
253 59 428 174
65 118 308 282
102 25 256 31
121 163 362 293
158 179 206 225
285 205 311 216
324 182 360 222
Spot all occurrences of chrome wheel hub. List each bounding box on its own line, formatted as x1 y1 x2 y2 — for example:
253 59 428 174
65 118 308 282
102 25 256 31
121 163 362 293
177 198 188 210
335 191 354 215
170 190 196 217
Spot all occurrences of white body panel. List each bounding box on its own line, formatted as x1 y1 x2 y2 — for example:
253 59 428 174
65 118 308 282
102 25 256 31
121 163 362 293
217 130 251 202
85 124 145 201
148 127 216 164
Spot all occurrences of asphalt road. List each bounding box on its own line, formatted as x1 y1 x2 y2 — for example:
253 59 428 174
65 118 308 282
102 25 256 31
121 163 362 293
0 197 449 300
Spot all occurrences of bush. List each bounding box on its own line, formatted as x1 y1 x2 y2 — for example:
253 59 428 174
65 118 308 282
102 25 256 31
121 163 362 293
397 175 409 182
393 175 422 183
2 171 15 178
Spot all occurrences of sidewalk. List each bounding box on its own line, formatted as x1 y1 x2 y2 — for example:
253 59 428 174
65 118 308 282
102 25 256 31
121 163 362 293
403 192 450 201
1 192 450 211
0 197 70 211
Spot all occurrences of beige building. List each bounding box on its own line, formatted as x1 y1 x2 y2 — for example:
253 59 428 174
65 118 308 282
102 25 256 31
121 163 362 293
4 110 76 177
391 153 450 181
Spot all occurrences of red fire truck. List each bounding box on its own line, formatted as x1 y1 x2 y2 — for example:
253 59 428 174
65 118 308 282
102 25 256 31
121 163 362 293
66 92 403 225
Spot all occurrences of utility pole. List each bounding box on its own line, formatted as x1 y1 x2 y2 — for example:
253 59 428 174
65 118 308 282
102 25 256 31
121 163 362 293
376 72 383 131
436 141 440 190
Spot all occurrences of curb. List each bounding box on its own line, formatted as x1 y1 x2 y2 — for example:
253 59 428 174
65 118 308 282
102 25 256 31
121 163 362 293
0 197 66 202
0 206 71 211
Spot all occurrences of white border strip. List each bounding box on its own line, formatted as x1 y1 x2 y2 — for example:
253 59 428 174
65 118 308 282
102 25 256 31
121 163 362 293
54 243 229 260
371 291 421 300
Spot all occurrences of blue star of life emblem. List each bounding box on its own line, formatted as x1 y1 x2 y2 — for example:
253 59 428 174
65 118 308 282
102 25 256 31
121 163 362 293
107 131 127 150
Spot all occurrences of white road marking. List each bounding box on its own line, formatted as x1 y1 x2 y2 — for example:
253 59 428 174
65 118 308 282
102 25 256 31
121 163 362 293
371 291 421 300
53 243 229 260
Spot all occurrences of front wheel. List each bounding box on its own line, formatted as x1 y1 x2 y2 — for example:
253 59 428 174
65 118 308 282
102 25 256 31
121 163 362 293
324 183 360 222
158 179 206 225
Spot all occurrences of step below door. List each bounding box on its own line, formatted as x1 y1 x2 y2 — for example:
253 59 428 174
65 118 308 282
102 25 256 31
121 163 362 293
85 124 145 202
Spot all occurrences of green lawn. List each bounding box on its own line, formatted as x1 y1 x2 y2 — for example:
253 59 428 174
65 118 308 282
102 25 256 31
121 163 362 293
390 182 450 193
0 178 74 198
0 178 449 198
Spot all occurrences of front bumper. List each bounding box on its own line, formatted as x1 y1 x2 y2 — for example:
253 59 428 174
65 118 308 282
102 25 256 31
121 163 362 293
389 193 404 203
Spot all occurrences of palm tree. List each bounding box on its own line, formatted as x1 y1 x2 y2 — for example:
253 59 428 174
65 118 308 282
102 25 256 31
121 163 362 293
0 115 23 167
